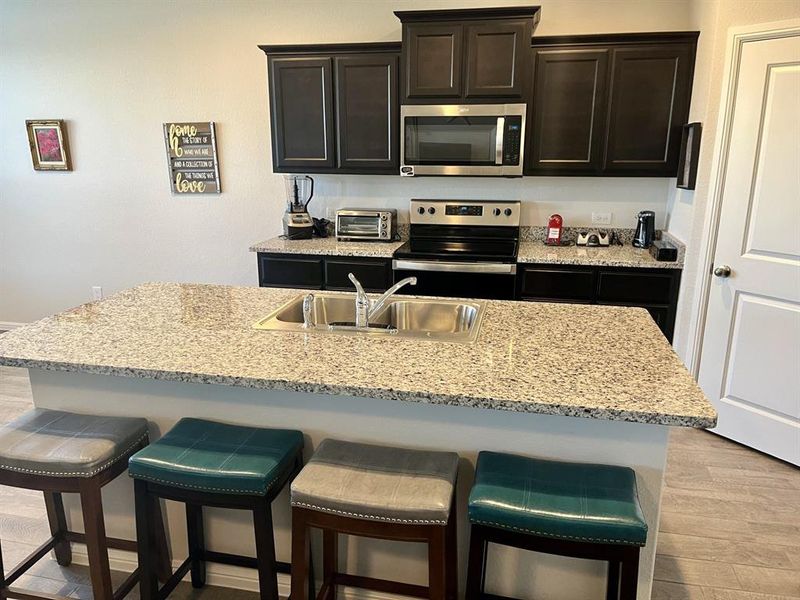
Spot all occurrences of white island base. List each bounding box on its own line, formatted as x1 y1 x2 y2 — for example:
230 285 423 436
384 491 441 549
28 368 669 600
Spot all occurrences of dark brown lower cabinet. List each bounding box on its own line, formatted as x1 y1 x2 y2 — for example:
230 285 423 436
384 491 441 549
517 263 681 341
257 253 392 292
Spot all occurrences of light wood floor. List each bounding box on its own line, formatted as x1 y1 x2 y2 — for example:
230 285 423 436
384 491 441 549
0 365 798 599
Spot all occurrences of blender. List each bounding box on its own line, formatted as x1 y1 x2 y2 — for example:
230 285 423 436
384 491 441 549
282 175 314 240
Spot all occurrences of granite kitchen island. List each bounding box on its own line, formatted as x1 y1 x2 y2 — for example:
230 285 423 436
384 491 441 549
0 283 716 600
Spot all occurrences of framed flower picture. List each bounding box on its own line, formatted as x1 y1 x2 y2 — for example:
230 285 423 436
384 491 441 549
26 120 72 171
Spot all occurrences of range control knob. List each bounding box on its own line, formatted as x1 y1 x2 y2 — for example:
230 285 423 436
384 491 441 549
417 206 425 215
504 208 513 216
493 208 502 216
428 207 436 215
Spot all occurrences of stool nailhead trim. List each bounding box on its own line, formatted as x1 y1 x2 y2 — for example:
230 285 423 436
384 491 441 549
291 500 449 525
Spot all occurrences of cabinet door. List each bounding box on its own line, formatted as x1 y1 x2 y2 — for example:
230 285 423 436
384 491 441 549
325 258 392 292
335 54 399 172
465 21 528 98
528 48 609 173
604 44 693 174
518 266 597 302
258 254 324 289
404 23 463 98
268 57 335 171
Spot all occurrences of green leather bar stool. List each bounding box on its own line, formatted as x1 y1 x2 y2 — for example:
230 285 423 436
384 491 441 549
128 417 305 600
466 451 648 600
0 408 170 600
290 439 459 600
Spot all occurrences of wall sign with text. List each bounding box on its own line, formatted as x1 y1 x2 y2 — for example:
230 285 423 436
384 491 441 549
163 122 221 194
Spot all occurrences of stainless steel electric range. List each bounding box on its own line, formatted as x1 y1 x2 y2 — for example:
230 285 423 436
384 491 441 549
392 199 521 300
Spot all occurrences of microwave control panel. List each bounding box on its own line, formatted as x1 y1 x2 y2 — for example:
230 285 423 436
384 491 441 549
502 116 523 166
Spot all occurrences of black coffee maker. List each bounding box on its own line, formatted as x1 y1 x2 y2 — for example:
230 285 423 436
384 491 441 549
633 211 656 248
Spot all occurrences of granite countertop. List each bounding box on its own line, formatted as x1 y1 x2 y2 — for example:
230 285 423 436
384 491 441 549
517 241 684 269
0 283 716 428
250 236 404 258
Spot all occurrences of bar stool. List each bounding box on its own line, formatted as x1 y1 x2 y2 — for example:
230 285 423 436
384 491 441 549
466 451 648 600
290 439 459 600
0 408 169 600
128 417 305 600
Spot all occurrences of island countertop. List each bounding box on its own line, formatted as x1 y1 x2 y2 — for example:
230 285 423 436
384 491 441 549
0 283 716 428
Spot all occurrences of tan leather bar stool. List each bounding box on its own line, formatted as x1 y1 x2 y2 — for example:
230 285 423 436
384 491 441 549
0 408 169 600
290 439 459 600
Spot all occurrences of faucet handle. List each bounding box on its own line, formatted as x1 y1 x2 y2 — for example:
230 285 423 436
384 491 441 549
348 273 368 298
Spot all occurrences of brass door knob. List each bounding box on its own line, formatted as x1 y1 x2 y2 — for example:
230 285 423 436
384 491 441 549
713 265 732 278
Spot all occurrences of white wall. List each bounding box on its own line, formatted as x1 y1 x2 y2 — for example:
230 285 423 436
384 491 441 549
0 0 693 323
665 0 800 363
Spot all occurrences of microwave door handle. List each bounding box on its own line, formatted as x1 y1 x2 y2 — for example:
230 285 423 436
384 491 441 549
495 117 505 165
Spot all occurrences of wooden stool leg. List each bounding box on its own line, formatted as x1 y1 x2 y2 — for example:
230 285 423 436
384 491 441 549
43 491 72 566
0 534 6 589
323 529 338 599
151 495 171 583
186 503 206 588
445 502 458 600
290 507 311 600
135 479 158 600
619 548 640 600
428 526 447 600
465 525 487 600
606 560 621 600
80 480 113 600
254 501 279 600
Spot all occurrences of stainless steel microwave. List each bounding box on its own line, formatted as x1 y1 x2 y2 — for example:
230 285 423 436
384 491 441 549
400 103 526 177
335 209 397 242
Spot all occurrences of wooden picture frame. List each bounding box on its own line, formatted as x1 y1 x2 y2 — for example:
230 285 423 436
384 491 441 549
26 119 72 171
676 122 701 190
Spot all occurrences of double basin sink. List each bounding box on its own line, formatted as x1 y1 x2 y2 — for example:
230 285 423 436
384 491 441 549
254 292 486 343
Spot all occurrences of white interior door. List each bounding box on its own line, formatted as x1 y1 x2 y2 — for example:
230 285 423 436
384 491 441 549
698 27 800 465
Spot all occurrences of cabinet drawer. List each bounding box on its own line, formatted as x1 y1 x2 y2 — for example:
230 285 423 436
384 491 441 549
519 267 596 301
597 270 675 304
325 258 391 291
258 254 323 289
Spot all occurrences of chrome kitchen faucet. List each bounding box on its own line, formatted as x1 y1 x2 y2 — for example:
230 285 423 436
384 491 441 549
348 273 417 328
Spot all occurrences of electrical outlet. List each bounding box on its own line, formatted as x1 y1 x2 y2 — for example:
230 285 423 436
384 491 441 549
592 212 612 226
91 286 103 301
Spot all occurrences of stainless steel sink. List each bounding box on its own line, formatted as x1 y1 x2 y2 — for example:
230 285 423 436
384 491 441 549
254 293 486 343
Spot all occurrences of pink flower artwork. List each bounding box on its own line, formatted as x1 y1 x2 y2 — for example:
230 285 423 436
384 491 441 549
35 128 63 162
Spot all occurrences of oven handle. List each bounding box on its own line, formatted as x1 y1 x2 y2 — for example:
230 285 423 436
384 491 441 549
393 259 517 275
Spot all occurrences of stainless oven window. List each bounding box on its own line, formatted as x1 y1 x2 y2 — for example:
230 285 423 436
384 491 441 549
338 215 379 234
404 116 498 165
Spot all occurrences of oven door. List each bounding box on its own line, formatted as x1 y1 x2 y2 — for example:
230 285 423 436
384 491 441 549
393 259 517 300
400 104 525 176
336 212 381 240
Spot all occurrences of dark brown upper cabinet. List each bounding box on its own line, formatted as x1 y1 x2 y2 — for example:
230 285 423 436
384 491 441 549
404 23 463 98
335 54 399 171
268 57 335 170
604 43 694 174
465 21 529 98
525 32 698 177
261 43 400 175
396 6 540 103
528 48 609 174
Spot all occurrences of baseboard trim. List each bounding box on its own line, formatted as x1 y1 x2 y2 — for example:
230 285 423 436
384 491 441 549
0 321 25 331
70 545 409 600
